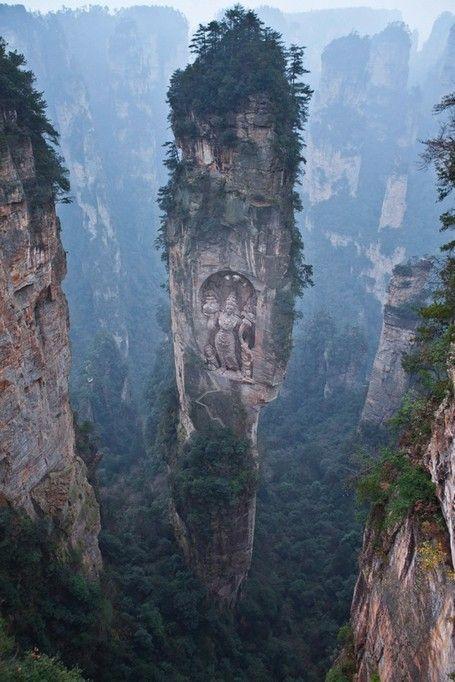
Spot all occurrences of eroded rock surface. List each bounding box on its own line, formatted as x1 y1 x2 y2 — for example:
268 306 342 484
166 96 297 604
361 260 432 427
0 106 101 576
351 357 455 681
0 4 188 390
351 513 455 681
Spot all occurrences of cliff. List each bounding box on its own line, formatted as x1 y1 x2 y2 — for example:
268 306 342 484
349 368 455 680
257 6 400 88
0 4 188 404
361 259 432 427
166 96 299 605
0 53 101 575
162 10 309 606
301 21 451 355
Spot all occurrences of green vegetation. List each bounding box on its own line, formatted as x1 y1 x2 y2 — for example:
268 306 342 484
393 263 414 277
324 625 355 681
402 93 455 410
97 316 365 679
172 427 256 542
388 391 435 449
169 6 311 176
326 91 455 680
157 6 313 301
359 94 455 528
0 39 69 202
0 621 85 682
0 510 106 679
72 332 145 478
356 449 438 527
0 308 365 681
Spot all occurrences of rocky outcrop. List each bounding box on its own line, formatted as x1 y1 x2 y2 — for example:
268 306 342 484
301 20 450 352
0 106 101 576
0 5 188 394
351 511 455 681
361 260 432 427
351 367 455 680
257 6 400 88
166 96 298 605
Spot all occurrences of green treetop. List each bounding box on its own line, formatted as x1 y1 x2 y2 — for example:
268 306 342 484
0 38 69 202
167 5 312 182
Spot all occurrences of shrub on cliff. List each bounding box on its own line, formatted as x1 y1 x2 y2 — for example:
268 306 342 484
172 427 257 539
0 617 85 680
402 93 455 407
0 510 105 678
168 5 312 180
158 5 313 297
356 449 438 527
0 38 69 202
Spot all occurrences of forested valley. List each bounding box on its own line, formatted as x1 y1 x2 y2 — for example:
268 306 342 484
0 3 454 681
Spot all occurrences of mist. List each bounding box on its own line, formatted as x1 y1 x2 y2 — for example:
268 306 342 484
5 0 455 41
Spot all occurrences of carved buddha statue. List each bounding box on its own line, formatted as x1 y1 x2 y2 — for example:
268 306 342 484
201 273 256 379
215 292 241 371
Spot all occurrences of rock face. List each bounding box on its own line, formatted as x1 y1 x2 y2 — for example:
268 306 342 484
166 97 297 605
0 4 188 394
0 106 101 576
300 20 453 352
257 6 400 89
351 512 455 681
351 371 455 680
361 260 432 427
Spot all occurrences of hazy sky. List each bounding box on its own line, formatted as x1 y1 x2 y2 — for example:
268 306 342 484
9 0 455 40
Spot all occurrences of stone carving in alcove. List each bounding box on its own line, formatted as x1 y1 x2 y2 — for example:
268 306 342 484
200 271 256 382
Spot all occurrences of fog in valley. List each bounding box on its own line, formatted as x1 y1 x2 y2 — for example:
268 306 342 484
0 0 454 680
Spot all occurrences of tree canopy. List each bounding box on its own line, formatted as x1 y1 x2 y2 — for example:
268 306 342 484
0 39 69 202
167 5 312 179
403 93 455 409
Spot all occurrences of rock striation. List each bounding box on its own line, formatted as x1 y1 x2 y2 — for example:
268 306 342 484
0 104 101 576
300 20 453 352
165 95 299 605
351 366 455 680
361 259 432 427
0 4 188 393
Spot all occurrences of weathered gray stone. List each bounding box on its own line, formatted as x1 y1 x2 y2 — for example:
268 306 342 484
167 96 297 605
361 259 432 427
0 107 101 577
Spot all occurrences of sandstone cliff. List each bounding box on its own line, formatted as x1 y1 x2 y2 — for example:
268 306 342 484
0 4 188 393
301 20 453 350
0 97 101 575
165 94 300 605
349 369 455 681
361 259 432 427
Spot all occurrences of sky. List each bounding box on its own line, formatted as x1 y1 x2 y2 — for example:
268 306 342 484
8 0 455 40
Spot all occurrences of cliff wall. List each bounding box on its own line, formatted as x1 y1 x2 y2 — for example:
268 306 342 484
301 20 453 350
166 95 299 605
0 5 188 394
361 260 432 427
0 104 101 576
351 370 455 680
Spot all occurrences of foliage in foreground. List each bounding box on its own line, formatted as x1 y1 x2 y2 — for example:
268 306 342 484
402 93 455 413
0 510 106 679
356 449 438 528
0 39 69 202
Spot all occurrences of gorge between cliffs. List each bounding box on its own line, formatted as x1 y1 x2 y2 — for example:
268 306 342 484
0 4 454 682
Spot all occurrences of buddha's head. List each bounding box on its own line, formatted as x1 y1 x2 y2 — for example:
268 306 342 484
224 292 239 315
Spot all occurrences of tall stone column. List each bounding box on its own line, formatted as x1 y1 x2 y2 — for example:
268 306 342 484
165 95 301 605
0 100 101 576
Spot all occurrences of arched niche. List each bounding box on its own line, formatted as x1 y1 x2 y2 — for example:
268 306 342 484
200 270 256 381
